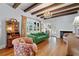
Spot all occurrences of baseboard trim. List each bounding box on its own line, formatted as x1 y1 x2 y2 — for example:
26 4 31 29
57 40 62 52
0 44 6 49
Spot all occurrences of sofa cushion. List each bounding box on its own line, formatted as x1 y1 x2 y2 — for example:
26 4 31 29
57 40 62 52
27 32 49 44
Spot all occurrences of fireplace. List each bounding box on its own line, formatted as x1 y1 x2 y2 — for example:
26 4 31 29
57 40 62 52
60 31 72 38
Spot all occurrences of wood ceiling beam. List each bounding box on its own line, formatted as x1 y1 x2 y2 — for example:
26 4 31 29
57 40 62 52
40 16 44 18
31 3 63 15
37 3 79 17
52 8 79 16
24 3 42 12
50 3 79 13
51 11 77 18
41 10 77 18
43 7 79 19
13 3 20 9
44 11 77 19
37 14 43 17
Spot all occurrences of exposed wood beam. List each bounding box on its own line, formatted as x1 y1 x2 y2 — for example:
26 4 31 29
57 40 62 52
37 3 79 17
44 11 77 20
52 7 79 16
13 3 20 9
41 10 77 18
40 16 44 18
50 3 79 13
51 11 77 18
37 14 43 17
43 8 79 19
24 3 42 12
31 3 63 15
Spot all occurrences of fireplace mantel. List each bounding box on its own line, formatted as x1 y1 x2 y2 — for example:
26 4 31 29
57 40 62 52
60 31 73 38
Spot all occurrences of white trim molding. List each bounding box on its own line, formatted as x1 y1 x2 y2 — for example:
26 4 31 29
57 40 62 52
0 44 6 49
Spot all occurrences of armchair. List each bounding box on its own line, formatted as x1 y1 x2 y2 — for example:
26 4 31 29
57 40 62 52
12 37 38 56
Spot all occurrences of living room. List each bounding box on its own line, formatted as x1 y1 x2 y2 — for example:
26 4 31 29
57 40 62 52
0 3 79 56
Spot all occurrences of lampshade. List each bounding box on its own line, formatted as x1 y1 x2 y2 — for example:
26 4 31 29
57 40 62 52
73 16 79 26
7 26 12 31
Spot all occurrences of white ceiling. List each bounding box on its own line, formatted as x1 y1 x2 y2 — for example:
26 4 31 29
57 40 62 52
6 3 78 19
34 3 73 15
28 3 54 13
17 3 34 10
7 3 14 7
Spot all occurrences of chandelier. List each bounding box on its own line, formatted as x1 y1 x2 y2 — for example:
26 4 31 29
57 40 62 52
43 11 52 18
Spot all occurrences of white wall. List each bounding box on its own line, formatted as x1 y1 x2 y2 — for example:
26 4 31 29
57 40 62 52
0 3 78 49
0 4 42 49
43 13 78 38
0 4 22 49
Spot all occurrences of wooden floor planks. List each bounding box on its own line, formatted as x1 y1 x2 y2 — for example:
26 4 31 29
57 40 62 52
0 39 68 56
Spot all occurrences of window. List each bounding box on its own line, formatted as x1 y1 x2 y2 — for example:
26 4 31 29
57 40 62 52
26 18 40 33
37 23 39 31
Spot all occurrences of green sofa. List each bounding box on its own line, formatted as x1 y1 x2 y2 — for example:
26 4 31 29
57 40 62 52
27 32 49 44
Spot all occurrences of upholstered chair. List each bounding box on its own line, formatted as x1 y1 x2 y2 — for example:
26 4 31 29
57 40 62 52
67 34 79 56
12 37 38 56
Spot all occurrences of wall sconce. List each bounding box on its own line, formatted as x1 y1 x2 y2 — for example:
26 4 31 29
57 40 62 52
7 26 12 33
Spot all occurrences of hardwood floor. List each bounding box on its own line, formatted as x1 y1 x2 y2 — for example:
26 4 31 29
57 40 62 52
0 39 68 56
